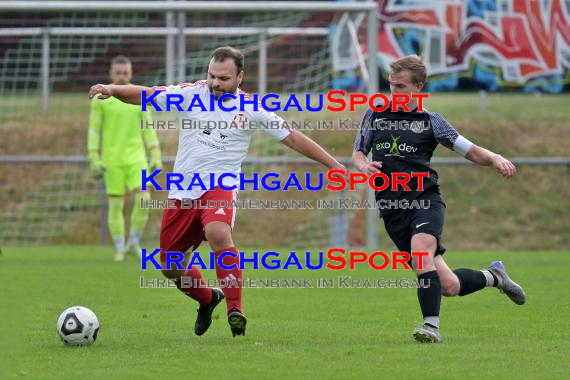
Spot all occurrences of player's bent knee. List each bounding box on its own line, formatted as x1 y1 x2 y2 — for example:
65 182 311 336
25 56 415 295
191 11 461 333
413 255 435 274
204 222 234 251
411 233 437 252
161 268 183 279
441 276 460 297
160 263 185 279
411 242 434 254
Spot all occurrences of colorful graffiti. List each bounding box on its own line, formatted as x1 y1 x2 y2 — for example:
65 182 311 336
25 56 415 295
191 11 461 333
335 0 570 92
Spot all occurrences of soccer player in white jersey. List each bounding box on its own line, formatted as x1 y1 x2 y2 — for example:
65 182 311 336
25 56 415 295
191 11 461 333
90 46 346 337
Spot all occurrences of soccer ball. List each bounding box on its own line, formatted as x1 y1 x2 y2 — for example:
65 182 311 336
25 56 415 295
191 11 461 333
56 306 99 346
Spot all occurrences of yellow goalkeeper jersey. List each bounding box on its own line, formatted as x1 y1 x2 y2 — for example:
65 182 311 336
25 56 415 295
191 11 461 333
88 85 158 167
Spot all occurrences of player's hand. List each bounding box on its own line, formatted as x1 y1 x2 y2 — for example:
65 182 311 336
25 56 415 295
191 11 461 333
360 161 383 176
148 146 163 172
149 158 163 172
492 154 516 178
89 84 113 100
89 160 105 180
329 162 348 180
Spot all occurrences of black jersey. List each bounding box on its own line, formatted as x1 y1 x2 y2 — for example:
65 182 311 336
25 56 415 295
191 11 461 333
353 104 462 215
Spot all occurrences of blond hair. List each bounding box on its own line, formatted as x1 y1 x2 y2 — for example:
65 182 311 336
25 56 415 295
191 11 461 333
389 55 427 86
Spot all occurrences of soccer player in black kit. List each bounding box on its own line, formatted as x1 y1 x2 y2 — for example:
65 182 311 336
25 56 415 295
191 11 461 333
353 55 526 343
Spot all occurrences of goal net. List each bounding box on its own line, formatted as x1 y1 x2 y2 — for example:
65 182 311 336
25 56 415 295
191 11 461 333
0 6 374 249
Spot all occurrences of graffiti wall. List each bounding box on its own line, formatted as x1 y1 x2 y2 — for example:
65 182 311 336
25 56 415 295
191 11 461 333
334 0 570 92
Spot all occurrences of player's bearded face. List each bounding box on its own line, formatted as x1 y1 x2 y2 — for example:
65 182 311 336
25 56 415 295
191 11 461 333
389 70 423 110
110 63 132 85
207 59 244 100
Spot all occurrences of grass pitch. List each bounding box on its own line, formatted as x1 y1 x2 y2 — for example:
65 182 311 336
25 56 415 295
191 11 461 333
1 246 569 379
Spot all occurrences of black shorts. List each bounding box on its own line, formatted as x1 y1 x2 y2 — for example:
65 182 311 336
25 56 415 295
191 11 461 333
381 192 447 258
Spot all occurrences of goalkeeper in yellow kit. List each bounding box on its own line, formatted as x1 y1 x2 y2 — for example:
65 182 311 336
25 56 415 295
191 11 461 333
87 55 162 261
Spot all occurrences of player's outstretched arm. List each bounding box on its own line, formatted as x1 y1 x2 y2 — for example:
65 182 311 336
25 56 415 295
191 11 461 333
281 130 347 173
88 84 152 105
465 144 516 178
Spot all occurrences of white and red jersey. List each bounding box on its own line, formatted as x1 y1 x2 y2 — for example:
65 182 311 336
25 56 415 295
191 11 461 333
154 81 291 200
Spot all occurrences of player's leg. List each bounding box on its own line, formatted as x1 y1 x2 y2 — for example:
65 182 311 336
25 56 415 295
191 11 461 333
408 197 448 343
159 201 224 336
434 255 526 304
433 255 460 296
383 210 441 342
410 232 443 343
202 188 246 337
103 165 127 261
125 162 150 258
126 190 150 257
204 221 246 337
108 195 126 261
435 255 490 297
204 221 240 309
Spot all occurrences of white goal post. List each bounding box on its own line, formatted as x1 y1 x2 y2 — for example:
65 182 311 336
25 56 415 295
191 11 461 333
0 1 381 248
0 1 379 109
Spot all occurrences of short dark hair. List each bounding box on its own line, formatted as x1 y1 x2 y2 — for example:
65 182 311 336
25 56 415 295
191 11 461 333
111 55 131 66
211 46 244 74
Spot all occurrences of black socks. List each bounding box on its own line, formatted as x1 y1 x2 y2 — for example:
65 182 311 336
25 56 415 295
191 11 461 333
416 268 499 329
454 268 498 296
417 270 441 328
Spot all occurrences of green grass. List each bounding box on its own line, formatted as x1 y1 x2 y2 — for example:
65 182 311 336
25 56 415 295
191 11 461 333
1 246 569 379
1 92 569 249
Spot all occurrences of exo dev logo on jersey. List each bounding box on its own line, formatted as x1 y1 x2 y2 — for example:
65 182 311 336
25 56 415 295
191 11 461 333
376 135 418 156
